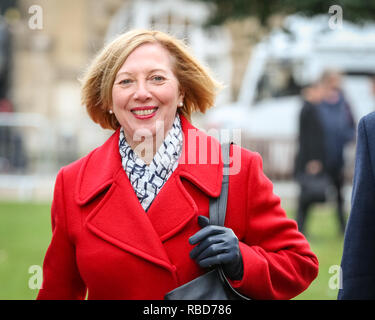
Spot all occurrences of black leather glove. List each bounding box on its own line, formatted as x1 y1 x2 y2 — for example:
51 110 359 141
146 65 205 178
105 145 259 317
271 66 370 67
189 215 244 280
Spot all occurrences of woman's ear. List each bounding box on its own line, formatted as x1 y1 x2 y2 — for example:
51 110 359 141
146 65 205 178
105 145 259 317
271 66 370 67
178 90 185 108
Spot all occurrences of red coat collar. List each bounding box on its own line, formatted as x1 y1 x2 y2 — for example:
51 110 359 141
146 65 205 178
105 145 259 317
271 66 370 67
75 114 223 206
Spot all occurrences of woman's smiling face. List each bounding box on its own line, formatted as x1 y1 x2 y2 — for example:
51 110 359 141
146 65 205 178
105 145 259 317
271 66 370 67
112 42 184 150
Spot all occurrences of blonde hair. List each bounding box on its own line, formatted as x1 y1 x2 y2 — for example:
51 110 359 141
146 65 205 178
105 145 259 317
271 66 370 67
80 29 222 130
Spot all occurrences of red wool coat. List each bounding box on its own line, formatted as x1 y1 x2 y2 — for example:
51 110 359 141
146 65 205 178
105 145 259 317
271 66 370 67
37 115 318 300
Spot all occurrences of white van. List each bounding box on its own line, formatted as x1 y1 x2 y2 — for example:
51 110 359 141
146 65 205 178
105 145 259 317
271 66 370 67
201 15 375 179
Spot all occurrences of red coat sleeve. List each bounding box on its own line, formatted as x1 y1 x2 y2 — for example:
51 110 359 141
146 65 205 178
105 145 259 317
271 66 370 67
230 151 319 300
37 169 87 300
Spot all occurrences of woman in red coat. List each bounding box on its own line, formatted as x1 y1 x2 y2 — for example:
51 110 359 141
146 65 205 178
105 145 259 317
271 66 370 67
37 29 318 300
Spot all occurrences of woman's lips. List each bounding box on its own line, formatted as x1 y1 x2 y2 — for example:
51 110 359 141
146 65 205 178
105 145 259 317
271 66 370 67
131 106 158 119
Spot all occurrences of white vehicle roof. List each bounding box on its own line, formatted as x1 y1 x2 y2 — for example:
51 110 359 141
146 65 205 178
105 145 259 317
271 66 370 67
203 14 375 138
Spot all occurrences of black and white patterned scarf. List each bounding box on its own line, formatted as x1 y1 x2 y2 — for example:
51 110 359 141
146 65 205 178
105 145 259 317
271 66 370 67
119 114 183 211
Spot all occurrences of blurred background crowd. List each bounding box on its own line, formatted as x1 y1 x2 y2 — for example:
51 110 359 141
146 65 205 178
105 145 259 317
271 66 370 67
1 0 375 299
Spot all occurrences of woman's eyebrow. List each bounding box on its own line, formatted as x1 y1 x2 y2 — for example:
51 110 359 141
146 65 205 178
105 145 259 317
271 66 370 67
115 68 168 81
149 68 167 74
115 71 133 79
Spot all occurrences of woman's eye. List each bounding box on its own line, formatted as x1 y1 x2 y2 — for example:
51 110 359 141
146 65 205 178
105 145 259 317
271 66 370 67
151 75 165 82
119 79 133 85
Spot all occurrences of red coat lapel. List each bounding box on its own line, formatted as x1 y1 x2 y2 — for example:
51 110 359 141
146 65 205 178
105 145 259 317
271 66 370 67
75 115 223 271
85 167 174 271
177 115 223 198
75 130 122 206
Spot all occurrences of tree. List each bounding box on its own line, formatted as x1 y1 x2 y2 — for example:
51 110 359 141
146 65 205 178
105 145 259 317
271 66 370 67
199 0 375 27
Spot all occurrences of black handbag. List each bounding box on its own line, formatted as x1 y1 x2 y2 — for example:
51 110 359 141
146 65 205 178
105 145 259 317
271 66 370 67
298 172 331 203
164 142 250 300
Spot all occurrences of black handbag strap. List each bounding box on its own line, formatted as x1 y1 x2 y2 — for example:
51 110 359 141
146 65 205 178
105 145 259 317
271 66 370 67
209 142 231 226
208 142 251 300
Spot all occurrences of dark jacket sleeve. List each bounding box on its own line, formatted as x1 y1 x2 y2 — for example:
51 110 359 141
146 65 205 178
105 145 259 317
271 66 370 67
294 101 326 176
338 113 375 299
342 94 356 144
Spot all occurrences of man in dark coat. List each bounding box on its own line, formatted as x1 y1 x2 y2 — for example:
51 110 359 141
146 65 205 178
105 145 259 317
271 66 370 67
338 111 375 299
294 82 326 234
295 71 355 235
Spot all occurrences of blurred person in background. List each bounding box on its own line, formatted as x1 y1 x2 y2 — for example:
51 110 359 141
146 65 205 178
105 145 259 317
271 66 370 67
294 81 326 234
295 70 355 235
0 17 27 173
338 111 375 299
36 29 318 300
0 99 27 172
318 70 355 234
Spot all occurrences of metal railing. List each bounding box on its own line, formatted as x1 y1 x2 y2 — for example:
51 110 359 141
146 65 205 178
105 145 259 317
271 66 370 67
241 134 356 182
0 112 57 201
0 112 54 173
241 135 297 180
0 113 355 201
0 112 112 201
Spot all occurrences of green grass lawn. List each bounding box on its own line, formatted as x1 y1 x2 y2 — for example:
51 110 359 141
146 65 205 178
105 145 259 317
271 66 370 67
0 201 51 300
289 204 345 300
0 201 344 300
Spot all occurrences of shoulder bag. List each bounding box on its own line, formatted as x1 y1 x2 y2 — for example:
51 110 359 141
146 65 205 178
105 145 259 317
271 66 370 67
164 143 250 300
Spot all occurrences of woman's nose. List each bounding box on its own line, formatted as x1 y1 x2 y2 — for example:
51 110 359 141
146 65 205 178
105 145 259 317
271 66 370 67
133 81 152 101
